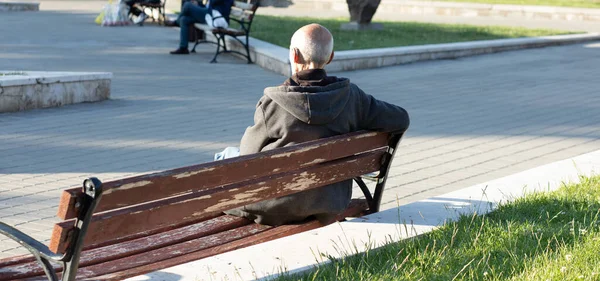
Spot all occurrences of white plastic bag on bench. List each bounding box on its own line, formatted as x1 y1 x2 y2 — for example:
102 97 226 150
214 147 240 161
101 0 132 26
205 9 229 28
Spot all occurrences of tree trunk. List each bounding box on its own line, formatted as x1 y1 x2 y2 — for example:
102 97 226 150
346 0 381 24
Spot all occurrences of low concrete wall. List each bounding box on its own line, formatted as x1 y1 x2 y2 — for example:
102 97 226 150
0 71 112 113
0 2 39 11
289 0 600 22
328 33 600 72
212 32 600 76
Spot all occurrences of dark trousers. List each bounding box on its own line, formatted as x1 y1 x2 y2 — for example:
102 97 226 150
177 2 208 48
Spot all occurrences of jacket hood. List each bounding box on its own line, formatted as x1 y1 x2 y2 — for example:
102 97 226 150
264 78 351 125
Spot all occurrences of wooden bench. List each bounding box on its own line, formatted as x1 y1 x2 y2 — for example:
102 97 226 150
0 130 403 281
191 0 259 63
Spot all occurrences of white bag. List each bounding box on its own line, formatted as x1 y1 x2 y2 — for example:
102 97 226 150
102 0 131 26
204 9 228 28
214 147 240 161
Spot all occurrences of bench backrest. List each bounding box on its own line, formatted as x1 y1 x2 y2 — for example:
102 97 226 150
49 131 401 254
229 1 259 24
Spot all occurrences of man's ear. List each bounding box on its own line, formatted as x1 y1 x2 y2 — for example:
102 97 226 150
292 48 302 64
326 51 334 65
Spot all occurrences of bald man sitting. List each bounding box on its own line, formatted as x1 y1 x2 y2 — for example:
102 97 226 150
225 24 410 226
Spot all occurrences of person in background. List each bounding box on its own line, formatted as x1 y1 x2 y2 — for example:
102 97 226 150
224 24 410 226
167 0 234 54
124 0 161 24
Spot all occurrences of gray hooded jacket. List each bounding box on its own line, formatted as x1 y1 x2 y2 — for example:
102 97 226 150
225 69 409 226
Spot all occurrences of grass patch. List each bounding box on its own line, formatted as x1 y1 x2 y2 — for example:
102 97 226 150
277 175 600 280
249 15 572 51
437 0 600 9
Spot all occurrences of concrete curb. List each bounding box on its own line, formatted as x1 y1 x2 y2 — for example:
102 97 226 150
218 32 600 76
0 1 39 11
127 149 600 281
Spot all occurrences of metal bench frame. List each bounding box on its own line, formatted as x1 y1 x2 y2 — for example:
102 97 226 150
191 0 259 63
0 178 102 281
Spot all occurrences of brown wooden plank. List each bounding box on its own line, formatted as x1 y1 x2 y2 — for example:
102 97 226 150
49 222 72 256
50 149 385 254
50 212 223 257
74 223 273 279
87 199 368 281
57 131 388 220
234 1 255 10
230 7 253 21
55 189 79 225
0 215 250 280
0 254 35 268
0 200 366 281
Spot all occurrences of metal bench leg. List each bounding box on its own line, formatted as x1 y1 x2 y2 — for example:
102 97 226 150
354 177 374 208
371 133 403 212
244 35 252 64
160 6 165 25
191 29 202 53
191 42 199 53
222 35 228 52
211 34 225 63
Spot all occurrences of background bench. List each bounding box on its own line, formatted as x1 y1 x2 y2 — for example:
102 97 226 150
0 130 403 281
191 0 259 63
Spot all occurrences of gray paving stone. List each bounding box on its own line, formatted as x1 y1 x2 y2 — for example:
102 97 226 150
1 4 600 259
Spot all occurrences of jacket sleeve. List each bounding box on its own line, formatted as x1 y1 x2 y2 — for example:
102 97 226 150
209 0 233 10
209 0 224 6
357 86 410 133
240 103 271 155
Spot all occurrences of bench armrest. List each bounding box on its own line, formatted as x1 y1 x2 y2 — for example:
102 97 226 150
229 17 247 25
0 222 62 261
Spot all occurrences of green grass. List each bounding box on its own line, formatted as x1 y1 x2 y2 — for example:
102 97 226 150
277 175 600 281
249 15 573 51
437 0 600 9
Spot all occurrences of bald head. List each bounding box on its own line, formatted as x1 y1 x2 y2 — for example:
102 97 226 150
289 24 334 71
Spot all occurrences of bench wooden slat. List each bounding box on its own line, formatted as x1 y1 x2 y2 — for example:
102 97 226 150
213 27 246 36
1 200 366 281
230 7 253 22
233 0 255 10
195 23 247 36
74 224 272 279
0 215 250 280
18 225 273 281
0 254 32 269
56 131 388 220
85 199 368 281
50 149 385 253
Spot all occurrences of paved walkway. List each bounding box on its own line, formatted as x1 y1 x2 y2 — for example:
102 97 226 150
1 4 600 259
